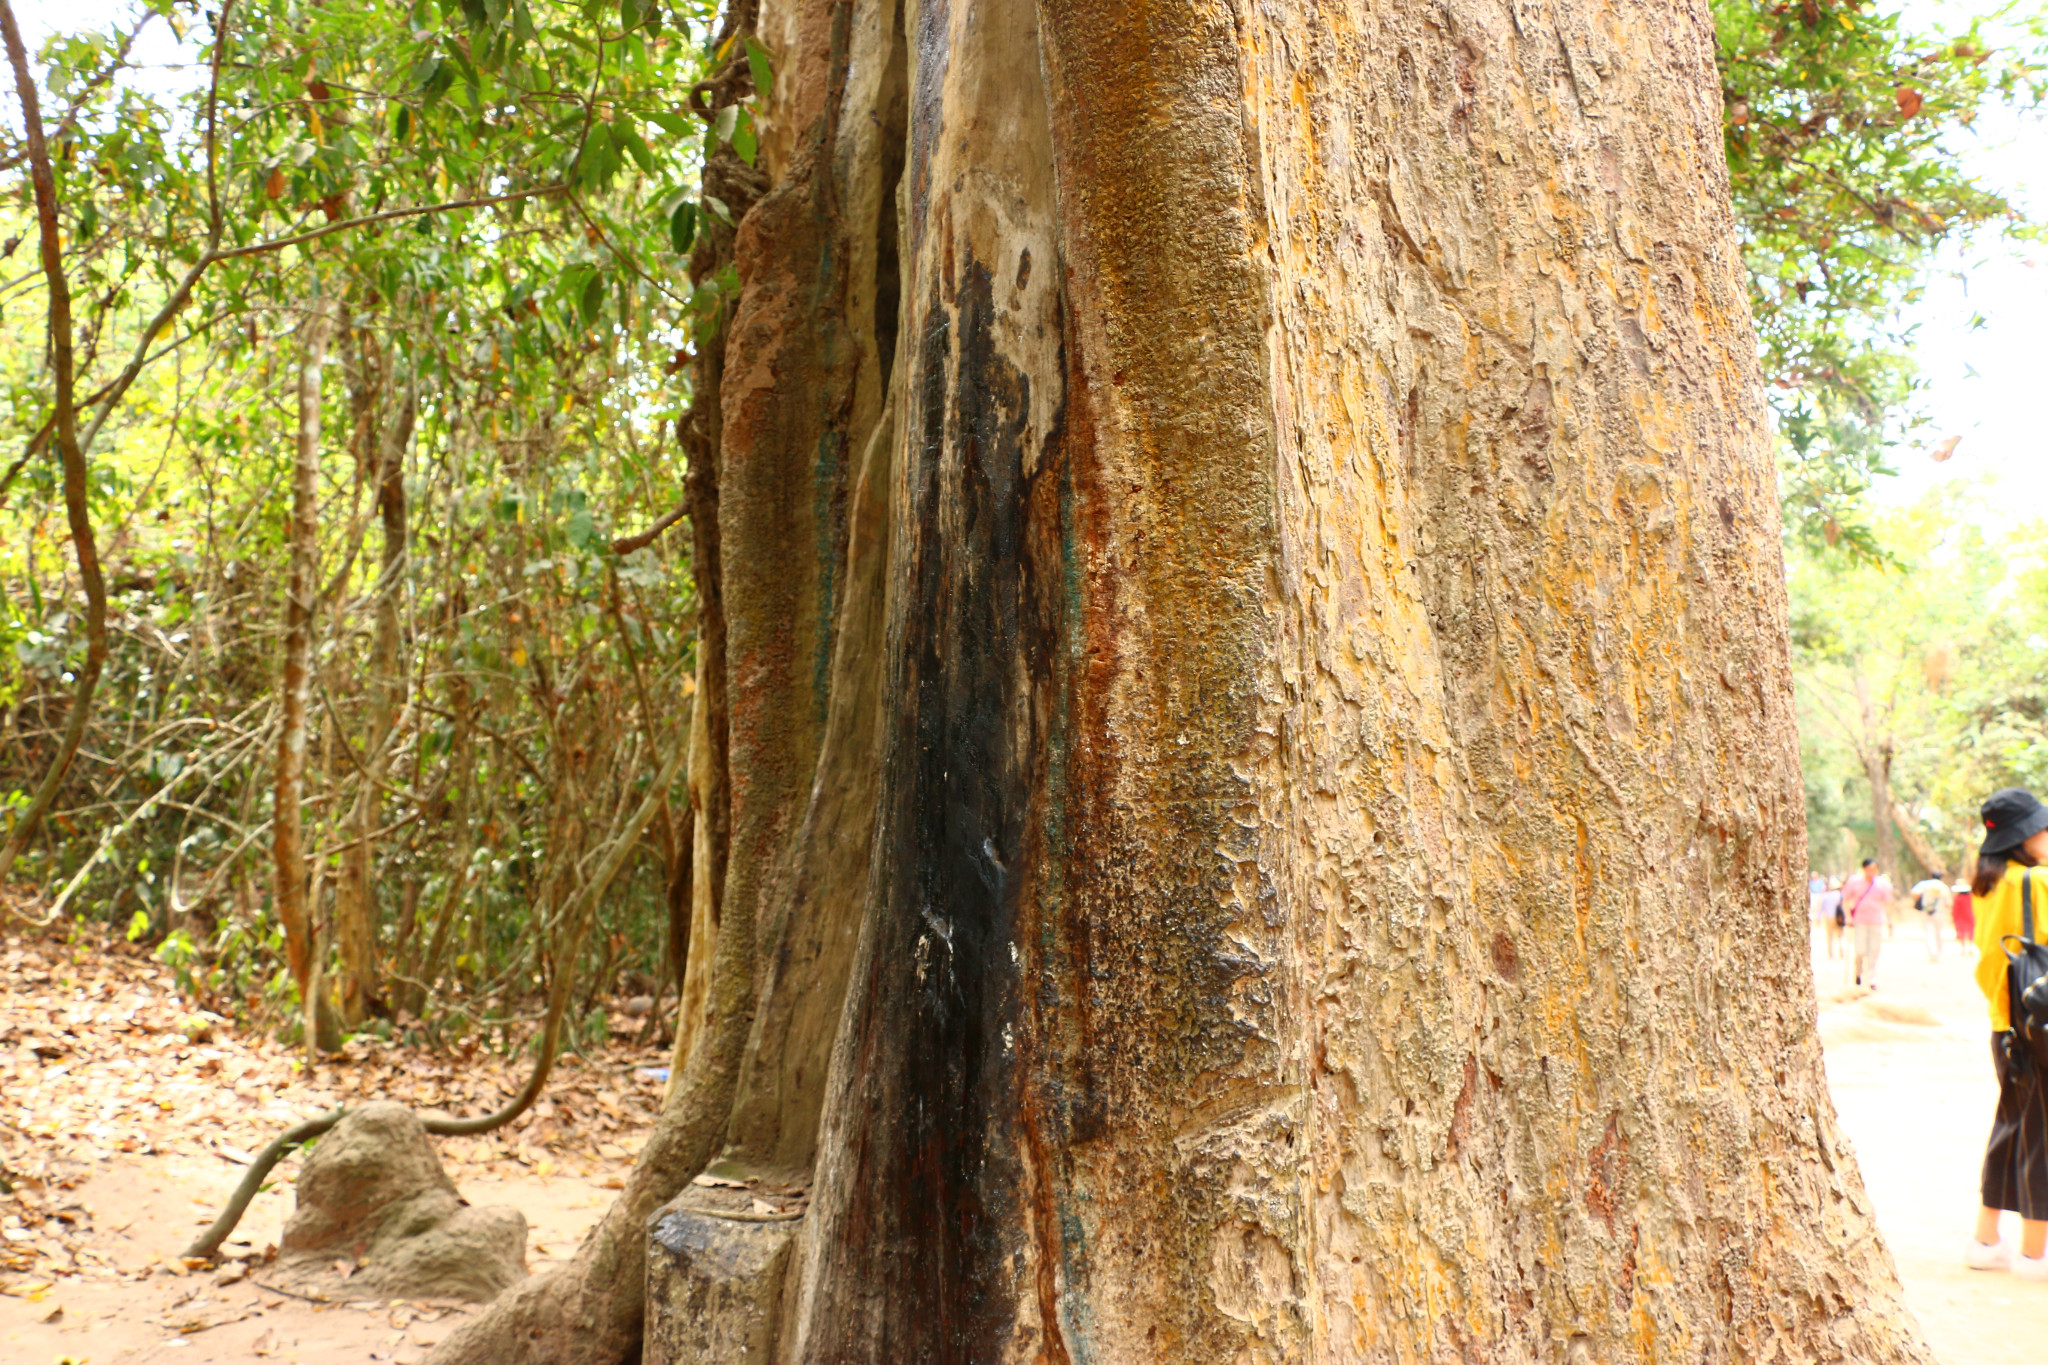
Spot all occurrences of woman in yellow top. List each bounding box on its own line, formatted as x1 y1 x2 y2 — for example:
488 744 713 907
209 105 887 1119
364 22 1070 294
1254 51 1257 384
1966 787 2048 1278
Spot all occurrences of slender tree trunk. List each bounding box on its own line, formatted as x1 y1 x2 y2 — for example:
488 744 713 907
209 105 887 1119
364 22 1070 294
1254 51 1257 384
665 661 716 1080
0 0 108 885
304 672 346 1053
408 673 477 1020
390 872 422 985
336 378 416 1023
274 300 334 1053
333 333 382 1026
1854 670 1898 881
1890 798 1947 883
442 1 1932 1361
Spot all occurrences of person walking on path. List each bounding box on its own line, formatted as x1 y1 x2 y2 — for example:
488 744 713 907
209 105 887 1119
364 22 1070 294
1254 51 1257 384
1844 858 1892 988
1954 879 1977 962
1820 876 1846 960
1965 787 2048 1280
1912 875 1951 961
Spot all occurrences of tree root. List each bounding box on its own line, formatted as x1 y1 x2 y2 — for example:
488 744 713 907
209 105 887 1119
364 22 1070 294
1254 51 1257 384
183 1106 348 1262
419 906 755 1365
183 742 686 1263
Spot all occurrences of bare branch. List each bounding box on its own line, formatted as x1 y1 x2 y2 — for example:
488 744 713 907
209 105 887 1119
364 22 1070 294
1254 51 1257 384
610 500 688 556
0 0 109 885
210 184 572 265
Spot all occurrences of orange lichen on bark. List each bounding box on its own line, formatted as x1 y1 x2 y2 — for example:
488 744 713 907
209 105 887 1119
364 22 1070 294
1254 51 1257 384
610 1 1936 1361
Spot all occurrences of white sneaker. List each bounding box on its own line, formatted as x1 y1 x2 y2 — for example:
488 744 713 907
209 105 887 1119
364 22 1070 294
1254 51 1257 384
1967 1238 2011 1271
2017 1251 2048 1282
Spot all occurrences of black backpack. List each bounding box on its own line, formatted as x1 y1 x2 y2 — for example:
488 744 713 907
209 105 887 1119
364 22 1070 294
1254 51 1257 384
2002 872 2048 1070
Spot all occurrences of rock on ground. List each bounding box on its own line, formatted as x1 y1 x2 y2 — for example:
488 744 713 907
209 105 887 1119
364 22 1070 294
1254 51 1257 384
273 1101 527 1302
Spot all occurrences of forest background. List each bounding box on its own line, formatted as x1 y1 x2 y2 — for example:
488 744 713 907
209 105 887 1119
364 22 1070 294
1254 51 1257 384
0 0 2041 1054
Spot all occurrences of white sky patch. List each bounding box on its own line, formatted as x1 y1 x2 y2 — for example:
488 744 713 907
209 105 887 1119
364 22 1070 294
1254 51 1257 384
1875 0 2048 527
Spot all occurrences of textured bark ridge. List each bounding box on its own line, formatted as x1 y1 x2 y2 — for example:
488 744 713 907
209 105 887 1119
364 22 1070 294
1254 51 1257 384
1230 5 1914 1358
438 1 1933 1361
787 0 1924 1360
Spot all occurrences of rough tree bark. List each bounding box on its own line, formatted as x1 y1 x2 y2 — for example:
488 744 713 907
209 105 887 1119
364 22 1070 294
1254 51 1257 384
436 1 1932 1362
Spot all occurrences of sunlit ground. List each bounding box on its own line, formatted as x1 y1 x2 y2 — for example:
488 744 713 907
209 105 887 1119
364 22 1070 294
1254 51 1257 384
1816 916 2048 1362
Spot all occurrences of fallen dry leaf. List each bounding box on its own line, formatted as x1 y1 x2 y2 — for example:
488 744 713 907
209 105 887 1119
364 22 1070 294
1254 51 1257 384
0 918 662 1302
0 916 659 1293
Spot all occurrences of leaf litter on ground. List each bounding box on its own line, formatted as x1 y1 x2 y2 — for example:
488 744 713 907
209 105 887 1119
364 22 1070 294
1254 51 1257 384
0 912 672 1300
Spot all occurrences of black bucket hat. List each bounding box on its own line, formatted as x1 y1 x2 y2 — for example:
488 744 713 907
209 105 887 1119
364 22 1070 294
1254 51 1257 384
1980 788 2048 858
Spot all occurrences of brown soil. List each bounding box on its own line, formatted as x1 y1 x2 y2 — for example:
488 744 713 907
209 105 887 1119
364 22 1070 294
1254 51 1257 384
2 918 2038 1362
0 924 669 1363
0 1153 618 1363
1815 922 2048 1363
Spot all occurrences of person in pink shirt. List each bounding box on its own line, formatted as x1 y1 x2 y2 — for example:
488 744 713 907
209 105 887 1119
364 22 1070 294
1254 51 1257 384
1842 857 1893 988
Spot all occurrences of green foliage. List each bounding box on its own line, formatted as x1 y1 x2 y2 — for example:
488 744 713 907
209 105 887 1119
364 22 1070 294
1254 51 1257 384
0 0 733 1034
156 926 201 997
1715 0 2048 560
1789 487 2048 870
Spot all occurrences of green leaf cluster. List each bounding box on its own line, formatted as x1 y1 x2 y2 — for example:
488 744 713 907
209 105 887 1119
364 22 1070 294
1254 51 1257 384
0 0 767 1028
1715 0 2047 561
1790 488 2048 872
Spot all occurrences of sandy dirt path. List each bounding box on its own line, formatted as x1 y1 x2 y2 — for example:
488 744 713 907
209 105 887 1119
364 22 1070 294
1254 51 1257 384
0 926 669 1364
1816 919 2048 1363
5 922 2044 1362
0 1153 617 1363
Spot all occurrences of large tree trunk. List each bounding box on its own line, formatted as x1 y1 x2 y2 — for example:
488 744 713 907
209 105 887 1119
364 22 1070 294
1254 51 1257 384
438 1 1932 1361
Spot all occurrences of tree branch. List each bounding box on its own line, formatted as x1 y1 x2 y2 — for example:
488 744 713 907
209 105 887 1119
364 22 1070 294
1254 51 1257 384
1889 798 1950 882
211 183 571 265
609 500 688 556
0 0 109 886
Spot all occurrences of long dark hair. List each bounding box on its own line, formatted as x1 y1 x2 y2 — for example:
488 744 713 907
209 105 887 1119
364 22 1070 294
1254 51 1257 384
1974 847 2040 899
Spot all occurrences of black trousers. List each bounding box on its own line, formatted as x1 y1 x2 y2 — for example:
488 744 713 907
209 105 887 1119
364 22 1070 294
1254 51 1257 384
1983 1033 2048 1221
